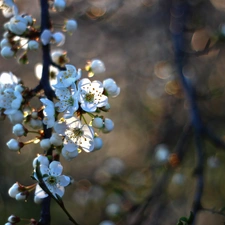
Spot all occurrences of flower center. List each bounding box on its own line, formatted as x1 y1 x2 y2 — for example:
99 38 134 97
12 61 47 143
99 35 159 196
73 128 83 137
47 176 57 185
67 97 74 106
85 93 94 103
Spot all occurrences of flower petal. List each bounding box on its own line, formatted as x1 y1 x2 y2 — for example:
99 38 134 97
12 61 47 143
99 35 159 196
57 175 70 187
35 184 48 198
49 161 63 176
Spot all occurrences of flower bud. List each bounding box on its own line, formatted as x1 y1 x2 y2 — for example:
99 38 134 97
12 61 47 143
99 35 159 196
102 118 114 133
50 133 62 146
40 138 51 150
32 155 49 168
64 19 77 33
29 118 43 129
90 59 105 74
34 195 43 204
8 110 24 124
6 139 23 151
54 0 66 12
52 32 65 46
92 117 103 128
8 183 20 198
12 124 26 137
28 40 39 50
51 50 68 66
103 78 120 97
41 29 52 45
1 38 11 48
99 221 115 225
94 137 103 150
1 46 15 58
8 215 20 223
8 15 28 35
15 192 27 201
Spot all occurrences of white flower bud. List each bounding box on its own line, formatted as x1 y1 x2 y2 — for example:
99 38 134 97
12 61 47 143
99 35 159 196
24 15 33 25
8 215 20 223
1 46 15 58
52 32 65 46
32 155 49 168
15 192 26 201
94 137 103 150
106 203 120 216
28 40 39 50
29 118 43 129
41 29 52 45
1 38 11 48
54 0 66 12
9 15 28 35
5 222 13 225
51 50 68 65
102 118 114 133
8 110 24 124
103 78 120 97
40 138 51 150
62 148 78 161
92 117 103 128
12 123 26 137
155 144 169 162
34 195 43 204
65 19 77 33
101 103 111 111
90 59 106 74
31 111 38 119
50 133 62 146
6 139 21 151
8 183 20 198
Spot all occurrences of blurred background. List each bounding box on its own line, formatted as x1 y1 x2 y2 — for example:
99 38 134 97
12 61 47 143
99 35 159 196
1 0 225 224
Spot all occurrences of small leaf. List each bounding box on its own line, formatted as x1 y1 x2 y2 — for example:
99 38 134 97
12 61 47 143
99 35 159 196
180 217 188 222
187 211 194 224
177 221 183 225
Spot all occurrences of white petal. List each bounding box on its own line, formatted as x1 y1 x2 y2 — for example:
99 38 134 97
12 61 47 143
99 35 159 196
35 184 48 198
57 175 70 187
49 161 63 176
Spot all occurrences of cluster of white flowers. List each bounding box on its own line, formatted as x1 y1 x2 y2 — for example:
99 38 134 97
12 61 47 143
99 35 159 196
0 0 77 60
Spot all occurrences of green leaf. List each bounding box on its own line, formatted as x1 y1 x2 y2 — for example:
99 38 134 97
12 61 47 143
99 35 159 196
180 217 188 222
187 211 194 224
176 221 183 225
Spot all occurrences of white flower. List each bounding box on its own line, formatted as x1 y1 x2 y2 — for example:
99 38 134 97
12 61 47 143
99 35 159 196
28 40 39 50
54 117 95 152
64 19 77 33
53 64 81 89
102 118 114 133
103 78 120 97
41 29 52 45
51 50 68 66
50 133 62 146
78 78 108 112
52 32 65 46
40 138 51 150
90 59 106 74
94 137 103 150
0 89 23 115
40 98 55 128
55 83 79 118
35 161 71 198
8 15 28 35
12 123 26 136
6 138 22 151
53 0 66 12
1 46 15 58
0 72 19 88
92 117 103 128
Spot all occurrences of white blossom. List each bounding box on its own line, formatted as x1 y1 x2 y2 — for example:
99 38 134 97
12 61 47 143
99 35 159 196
103 78 120 97
54 64 81 89
40 98 55 129
35 161 71 198
78 78 108 112
55 83 79 118
54 117 95 152
8 182 20 198
61 141 79 160
33 155 49 168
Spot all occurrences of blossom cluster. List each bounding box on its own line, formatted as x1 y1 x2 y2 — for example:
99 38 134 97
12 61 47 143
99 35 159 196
0 0 77 61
